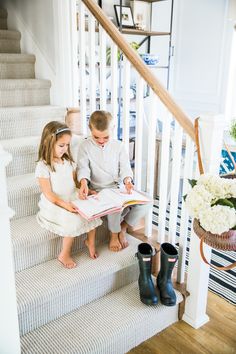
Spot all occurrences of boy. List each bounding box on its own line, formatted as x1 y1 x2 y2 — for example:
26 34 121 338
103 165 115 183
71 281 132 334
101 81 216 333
77 110 150 252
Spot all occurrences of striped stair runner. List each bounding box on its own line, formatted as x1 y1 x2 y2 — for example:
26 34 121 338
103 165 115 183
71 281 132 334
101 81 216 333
0 6 183 353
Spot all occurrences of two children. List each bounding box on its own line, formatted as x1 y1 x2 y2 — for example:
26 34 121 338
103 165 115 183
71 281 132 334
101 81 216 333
36 111 150 268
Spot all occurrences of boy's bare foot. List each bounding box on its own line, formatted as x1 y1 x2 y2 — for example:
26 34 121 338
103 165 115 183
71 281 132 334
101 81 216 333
58 253 77 269
109 234 122 252
85 239 98 259
118 229 129 249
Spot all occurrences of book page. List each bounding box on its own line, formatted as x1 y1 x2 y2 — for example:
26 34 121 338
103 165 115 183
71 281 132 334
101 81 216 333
109 188 151 206
72 190 121 219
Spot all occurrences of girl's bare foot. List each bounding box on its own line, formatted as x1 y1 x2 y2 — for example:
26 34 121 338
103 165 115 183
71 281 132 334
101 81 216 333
58 253 77 269
118 229 129 249
85 239 98 259
109 234 122 252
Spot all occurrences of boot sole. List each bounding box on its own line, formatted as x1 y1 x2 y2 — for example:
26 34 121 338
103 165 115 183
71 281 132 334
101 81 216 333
140 298 158 306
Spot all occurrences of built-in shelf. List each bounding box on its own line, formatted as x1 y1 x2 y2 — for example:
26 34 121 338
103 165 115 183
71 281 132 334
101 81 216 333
121 29 170 36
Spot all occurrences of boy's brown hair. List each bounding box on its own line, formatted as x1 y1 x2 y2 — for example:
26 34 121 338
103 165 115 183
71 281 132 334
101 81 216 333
37 121 74 171
89 110 113 131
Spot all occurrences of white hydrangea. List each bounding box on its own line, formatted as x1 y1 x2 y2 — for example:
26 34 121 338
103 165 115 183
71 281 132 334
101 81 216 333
228 179 236 197
197 174 231 200
199 205 236 235
185 184 212 219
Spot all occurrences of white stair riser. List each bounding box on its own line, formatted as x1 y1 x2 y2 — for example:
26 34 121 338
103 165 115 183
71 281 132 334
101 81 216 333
0 109 65 139
0 87 50 106
6 148 38 177
0 18 7 29
0 39 20 53
9 190 40 219
13 226 109 273
19 262 139 336
0 62 35 79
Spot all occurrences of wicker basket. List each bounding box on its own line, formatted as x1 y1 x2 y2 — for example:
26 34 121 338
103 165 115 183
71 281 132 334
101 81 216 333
193 219 236 251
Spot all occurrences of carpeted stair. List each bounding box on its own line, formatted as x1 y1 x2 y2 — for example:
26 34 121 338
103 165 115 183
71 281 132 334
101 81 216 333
1 7 182 354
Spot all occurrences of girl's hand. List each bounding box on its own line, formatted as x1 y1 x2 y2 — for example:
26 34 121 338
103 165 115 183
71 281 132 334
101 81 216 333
62 201 78 213
88 189 97 196
124 177 134 194
79 178 89 200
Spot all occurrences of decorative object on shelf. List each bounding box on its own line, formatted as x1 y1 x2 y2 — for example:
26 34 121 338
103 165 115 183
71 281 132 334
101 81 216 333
140 53 159 66
185 174 236 269
114 5 135 28
223 119 236 173
106 41 140 65
130 0 151 31
65 108 82 135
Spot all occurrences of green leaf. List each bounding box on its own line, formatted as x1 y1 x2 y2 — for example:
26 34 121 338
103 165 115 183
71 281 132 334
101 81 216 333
213 199 235 208
227 198 236 209
231 225 236 230
188 179 197 188
183 194 187 202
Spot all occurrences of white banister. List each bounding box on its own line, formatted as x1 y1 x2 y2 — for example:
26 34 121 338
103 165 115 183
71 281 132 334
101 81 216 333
183 114 225 328
0 146 20 353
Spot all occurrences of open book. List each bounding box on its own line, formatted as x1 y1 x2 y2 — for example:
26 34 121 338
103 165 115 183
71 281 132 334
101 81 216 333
72 188 151 221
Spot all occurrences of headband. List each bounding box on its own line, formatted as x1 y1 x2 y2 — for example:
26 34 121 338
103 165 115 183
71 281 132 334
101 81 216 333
54 127 71 135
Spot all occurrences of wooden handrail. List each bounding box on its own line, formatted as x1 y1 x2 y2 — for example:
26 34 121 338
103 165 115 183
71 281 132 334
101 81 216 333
82 0 195 141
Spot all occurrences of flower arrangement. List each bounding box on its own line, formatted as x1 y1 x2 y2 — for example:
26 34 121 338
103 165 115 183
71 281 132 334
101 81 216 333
185 174 236 235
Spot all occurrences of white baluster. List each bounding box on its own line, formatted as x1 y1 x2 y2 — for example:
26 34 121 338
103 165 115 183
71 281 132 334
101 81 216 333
122 56 131 152
99 26 107 110
168 122 183 244
145 90 158 237
183 114 225 328
177 135 195 283
88 12 96 114
0 146 20 353
158 109 171 243
78 1 87 134
111 43 118 138
134 76 144 190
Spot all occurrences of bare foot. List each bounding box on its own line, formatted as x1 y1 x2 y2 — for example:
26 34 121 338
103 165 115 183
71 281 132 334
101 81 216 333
109 234 122 252
58 253 77 269
85 239 98 259
118 229 129 249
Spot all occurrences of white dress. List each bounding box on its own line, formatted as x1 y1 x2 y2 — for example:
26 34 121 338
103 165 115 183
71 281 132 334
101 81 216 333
35 160 102 237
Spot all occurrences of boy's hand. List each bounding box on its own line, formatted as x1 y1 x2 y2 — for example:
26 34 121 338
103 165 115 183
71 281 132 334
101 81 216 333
124 177 134 194
79 178 89 200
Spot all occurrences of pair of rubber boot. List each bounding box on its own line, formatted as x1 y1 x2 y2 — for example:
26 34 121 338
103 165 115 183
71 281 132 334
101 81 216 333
136 242 178 306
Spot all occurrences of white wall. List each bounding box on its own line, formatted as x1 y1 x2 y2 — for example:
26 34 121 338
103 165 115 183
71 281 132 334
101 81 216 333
170 0 233 120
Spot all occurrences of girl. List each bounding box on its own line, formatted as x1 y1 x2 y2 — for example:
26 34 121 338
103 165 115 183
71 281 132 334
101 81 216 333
35 121 102 269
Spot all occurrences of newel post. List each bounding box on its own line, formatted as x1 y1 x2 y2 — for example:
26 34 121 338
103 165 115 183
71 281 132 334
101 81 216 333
0 146 21 353
183 114 225 328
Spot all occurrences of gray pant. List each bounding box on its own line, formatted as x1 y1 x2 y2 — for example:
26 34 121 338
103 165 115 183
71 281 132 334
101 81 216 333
106 203 152 233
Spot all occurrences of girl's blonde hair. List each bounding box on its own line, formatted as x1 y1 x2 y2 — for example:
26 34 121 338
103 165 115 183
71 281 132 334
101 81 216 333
37 121 74 171
89 110 113 131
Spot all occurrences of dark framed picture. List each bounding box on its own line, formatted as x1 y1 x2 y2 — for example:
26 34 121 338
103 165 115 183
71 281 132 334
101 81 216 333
114 5 135 28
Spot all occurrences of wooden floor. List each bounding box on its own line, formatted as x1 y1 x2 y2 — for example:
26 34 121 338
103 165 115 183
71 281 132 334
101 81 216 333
129 291 236 354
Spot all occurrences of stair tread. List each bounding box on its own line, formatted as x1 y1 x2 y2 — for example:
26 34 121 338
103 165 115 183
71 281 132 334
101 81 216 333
0 29 21 39
0 53 35 63
11 214 54 245
7 173 38 193
16 235 140 310
21 279 182 354
0 105 66 116
0 78 51 89
1 135 40 150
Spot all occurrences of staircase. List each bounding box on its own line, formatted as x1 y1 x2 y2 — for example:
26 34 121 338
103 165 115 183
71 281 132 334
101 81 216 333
0 7 183 354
